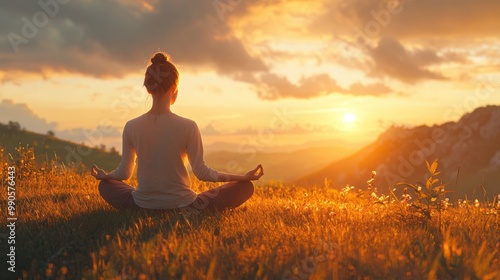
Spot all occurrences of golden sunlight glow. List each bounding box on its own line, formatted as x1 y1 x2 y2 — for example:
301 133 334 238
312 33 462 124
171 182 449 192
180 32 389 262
343 113 356 124
142 2 154 12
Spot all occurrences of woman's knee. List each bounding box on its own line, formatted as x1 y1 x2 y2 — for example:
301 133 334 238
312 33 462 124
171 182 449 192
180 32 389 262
240 181 255 198
98 180 105 194
98 180 113 198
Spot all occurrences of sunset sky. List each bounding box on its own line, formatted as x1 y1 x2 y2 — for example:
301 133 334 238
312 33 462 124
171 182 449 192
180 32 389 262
1 0 499 153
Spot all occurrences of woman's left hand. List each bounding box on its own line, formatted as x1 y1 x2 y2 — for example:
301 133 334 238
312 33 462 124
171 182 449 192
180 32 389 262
91 164 108 180
243 164 264 181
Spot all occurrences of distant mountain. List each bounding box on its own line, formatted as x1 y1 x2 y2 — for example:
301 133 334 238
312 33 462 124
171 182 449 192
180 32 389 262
204 138 366 154
0 122 121 172
205 143 358 182
298 105 500 197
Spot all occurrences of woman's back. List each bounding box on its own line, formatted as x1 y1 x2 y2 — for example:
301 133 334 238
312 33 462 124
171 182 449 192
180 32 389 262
114 112 218 209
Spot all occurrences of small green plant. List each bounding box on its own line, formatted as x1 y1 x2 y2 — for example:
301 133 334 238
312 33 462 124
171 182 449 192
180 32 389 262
396 159 452 220
354 171 391 205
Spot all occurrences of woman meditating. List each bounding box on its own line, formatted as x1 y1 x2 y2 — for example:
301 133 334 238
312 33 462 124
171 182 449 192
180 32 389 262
91 52 263 212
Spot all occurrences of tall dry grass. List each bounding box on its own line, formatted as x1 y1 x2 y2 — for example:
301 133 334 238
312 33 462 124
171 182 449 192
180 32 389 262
0 146 499 279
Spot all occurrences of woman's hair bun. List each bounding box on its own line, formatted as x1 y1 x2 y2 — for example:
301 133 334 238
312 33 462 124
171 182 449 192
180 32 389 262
151 52 168 65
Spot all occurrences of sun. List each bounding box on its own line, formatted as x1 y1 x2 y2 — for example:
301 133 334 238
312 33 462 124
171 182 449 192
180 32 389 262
343 113 357 124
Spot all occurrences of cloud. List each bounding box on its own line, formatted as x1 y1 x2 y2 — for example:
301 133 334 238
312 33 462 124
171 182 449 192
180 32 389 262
0 99 57 133
0 99 121 148
200 122 223 136
381 0 500 39
348 82 393 96
3 0 499 99
0 1 267 78
256 72 393 100
200 119 330 136
317 0 500 40
234 123 330 135
257 73 343 100
54 126 121 146
306 0 500 84
367 37 447 83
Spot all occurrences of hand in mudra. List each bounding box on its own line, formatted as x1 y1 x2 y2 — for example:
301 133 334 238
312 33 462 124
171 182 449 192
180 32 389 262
91 164 108 180
244 164 264 181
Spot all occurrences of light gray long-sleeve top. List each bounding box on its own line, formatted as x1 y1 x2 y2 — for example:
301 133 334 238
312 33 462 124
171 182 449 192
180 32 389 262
111 112 219 209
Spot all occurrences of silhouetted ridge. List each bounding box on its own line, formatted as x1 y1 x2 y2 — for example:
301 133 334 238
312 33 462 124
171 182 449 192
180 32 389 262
298 105 500 198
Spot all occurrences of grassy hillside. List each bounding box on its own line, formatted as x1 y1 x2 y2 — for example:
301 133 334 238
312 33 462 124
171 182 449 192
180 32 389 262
0 123 121 172
0 148 498 279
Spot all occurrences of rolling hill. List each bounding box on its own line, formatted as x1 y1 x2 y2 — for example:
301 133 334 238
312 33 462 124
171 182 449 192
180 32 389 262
298 105 500 197
0 122 121 172
204 142 358 182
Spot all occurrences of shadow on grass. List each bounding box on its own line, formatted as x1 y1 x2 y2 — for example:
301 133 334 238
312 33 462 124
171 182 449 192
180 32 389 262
13 206 221 279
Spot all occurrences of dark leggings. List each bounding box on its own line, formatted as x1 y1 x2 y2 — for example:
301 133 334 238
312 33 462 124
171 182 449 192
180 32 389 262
97 180 254 213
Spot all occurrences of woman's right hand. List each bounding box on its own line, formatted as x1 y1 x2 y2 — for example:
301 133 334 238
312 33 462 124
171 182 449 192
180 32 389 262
244 164 264 181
